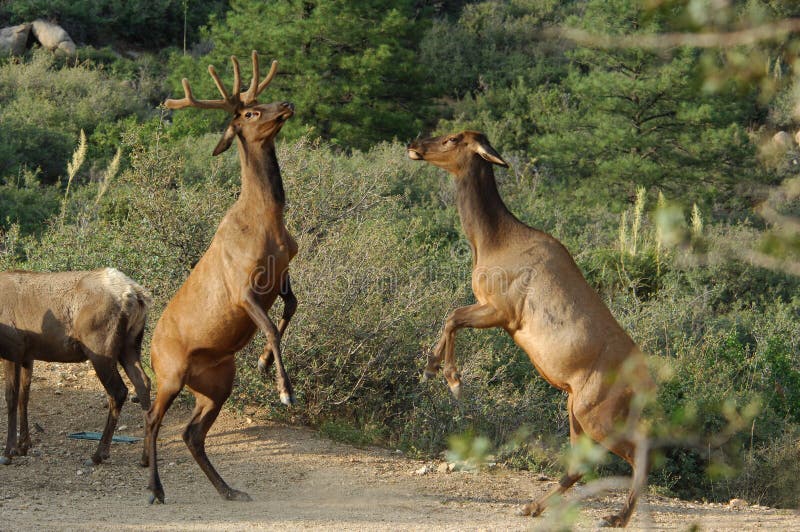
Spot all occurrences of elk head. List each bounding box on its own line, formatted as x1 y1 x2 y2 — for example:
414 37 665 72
165 51 294 156
407 131 508 175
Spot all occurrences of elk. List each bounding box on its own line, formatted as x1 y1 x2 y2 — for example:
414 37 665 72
407 131 656 527
0 268 152 466
146 51 297 504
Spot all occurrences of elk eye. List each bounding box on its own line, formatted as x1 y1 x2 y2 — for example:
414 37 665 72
244 111 253 119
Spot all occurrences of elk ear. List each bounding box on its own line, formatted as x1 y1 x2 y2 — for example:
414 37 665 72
212 122 239 156
474 138 509 168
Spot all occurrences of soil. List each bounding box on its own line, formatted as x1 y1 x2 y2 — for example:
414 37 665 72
1 362 798 531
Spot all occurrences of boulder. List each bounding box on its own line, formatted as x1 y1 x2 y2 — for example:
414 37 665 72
772 131 793 151
0 23 31 56
31 19 76 55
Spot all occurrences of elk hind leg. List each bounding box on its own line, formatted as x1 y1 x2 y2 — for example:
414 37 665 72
145 362 183 505
184 358 250 501
521 395 584 517
599 434 647 528
575 393 648 528
121 332 152 466
86 355 128 466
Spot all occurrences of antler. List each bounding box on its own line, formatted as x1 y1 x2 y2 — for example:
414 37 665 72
243 50 278 105
164 51 278 112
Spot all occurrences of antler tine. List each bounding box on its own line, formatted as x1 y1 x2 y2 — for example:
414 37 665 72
257 60 279 95
243 50 260 104
242 51 278 105
207 65 229 100
230 55 241 98
164 75 237 113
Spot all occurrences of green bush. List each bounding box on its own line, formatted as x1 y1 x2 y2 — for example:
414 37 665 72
0 51 151 182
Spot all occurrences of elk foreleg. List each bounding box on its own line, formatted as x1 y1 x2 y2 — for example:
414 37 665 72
257 276 297 374
2 359 21 465
425 303 504 398
15 359 32 456
243 290 295 406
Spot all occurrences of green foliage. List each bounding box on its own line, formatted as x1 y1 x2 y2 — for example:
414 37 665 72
0 51 151 183
0 169 60 234
433 0 763 208
3 0 800 513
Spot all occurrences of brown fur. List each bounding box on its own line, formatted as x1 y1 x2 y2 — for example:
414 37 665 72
0 268 152 466
408 131 656 527
145 51 298 504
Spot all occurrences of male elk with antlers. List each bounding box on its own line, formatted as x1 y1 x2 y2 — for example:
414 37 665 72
407 131 655 527
146 52 297 504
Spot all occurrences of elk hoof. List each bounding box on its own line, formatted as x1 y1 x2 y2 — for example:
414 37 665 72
148 487 165 505
279 393 296 406
518 502 543 517
0 456 11 465
257 356 273 375
598 514 624 528
225 489 252 502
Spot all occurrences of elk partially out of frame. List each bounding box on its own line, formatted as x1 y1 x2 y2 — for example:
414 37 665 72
145 51 298 504
407 131 655 527
0 268 152 467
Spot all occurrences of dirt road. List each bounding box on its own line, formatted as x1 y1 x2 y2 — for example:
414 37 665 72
1 362 798 531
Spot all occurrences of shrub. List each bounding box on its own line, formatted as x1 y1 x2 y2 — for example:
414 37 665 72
0 51 151 182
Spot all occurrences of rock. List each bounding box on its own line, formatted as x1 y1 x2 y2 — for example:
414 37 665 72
729 498 748 509
117 425 128 432
536 474 551 481
0 24 31 56
31 19 76 55
437 462 449 474
447 462 456 472
772 131 793 151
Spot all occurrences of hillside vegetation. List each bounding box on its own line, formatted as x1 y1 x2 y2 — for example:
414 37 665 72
1 0 798 508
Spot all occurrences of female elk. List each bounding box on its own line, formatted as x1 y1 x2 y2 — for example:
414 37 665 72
145 51 297 504
0 268 151 467
407 131 655 527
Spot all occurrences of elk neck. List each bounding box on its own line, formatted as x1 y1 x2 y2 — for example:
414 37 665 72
236 136 286 218
454 157 516 252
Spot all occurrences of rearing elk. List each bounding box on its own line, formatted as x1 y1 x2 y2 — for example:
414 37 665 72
407 131 655 527
146 51 298 504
